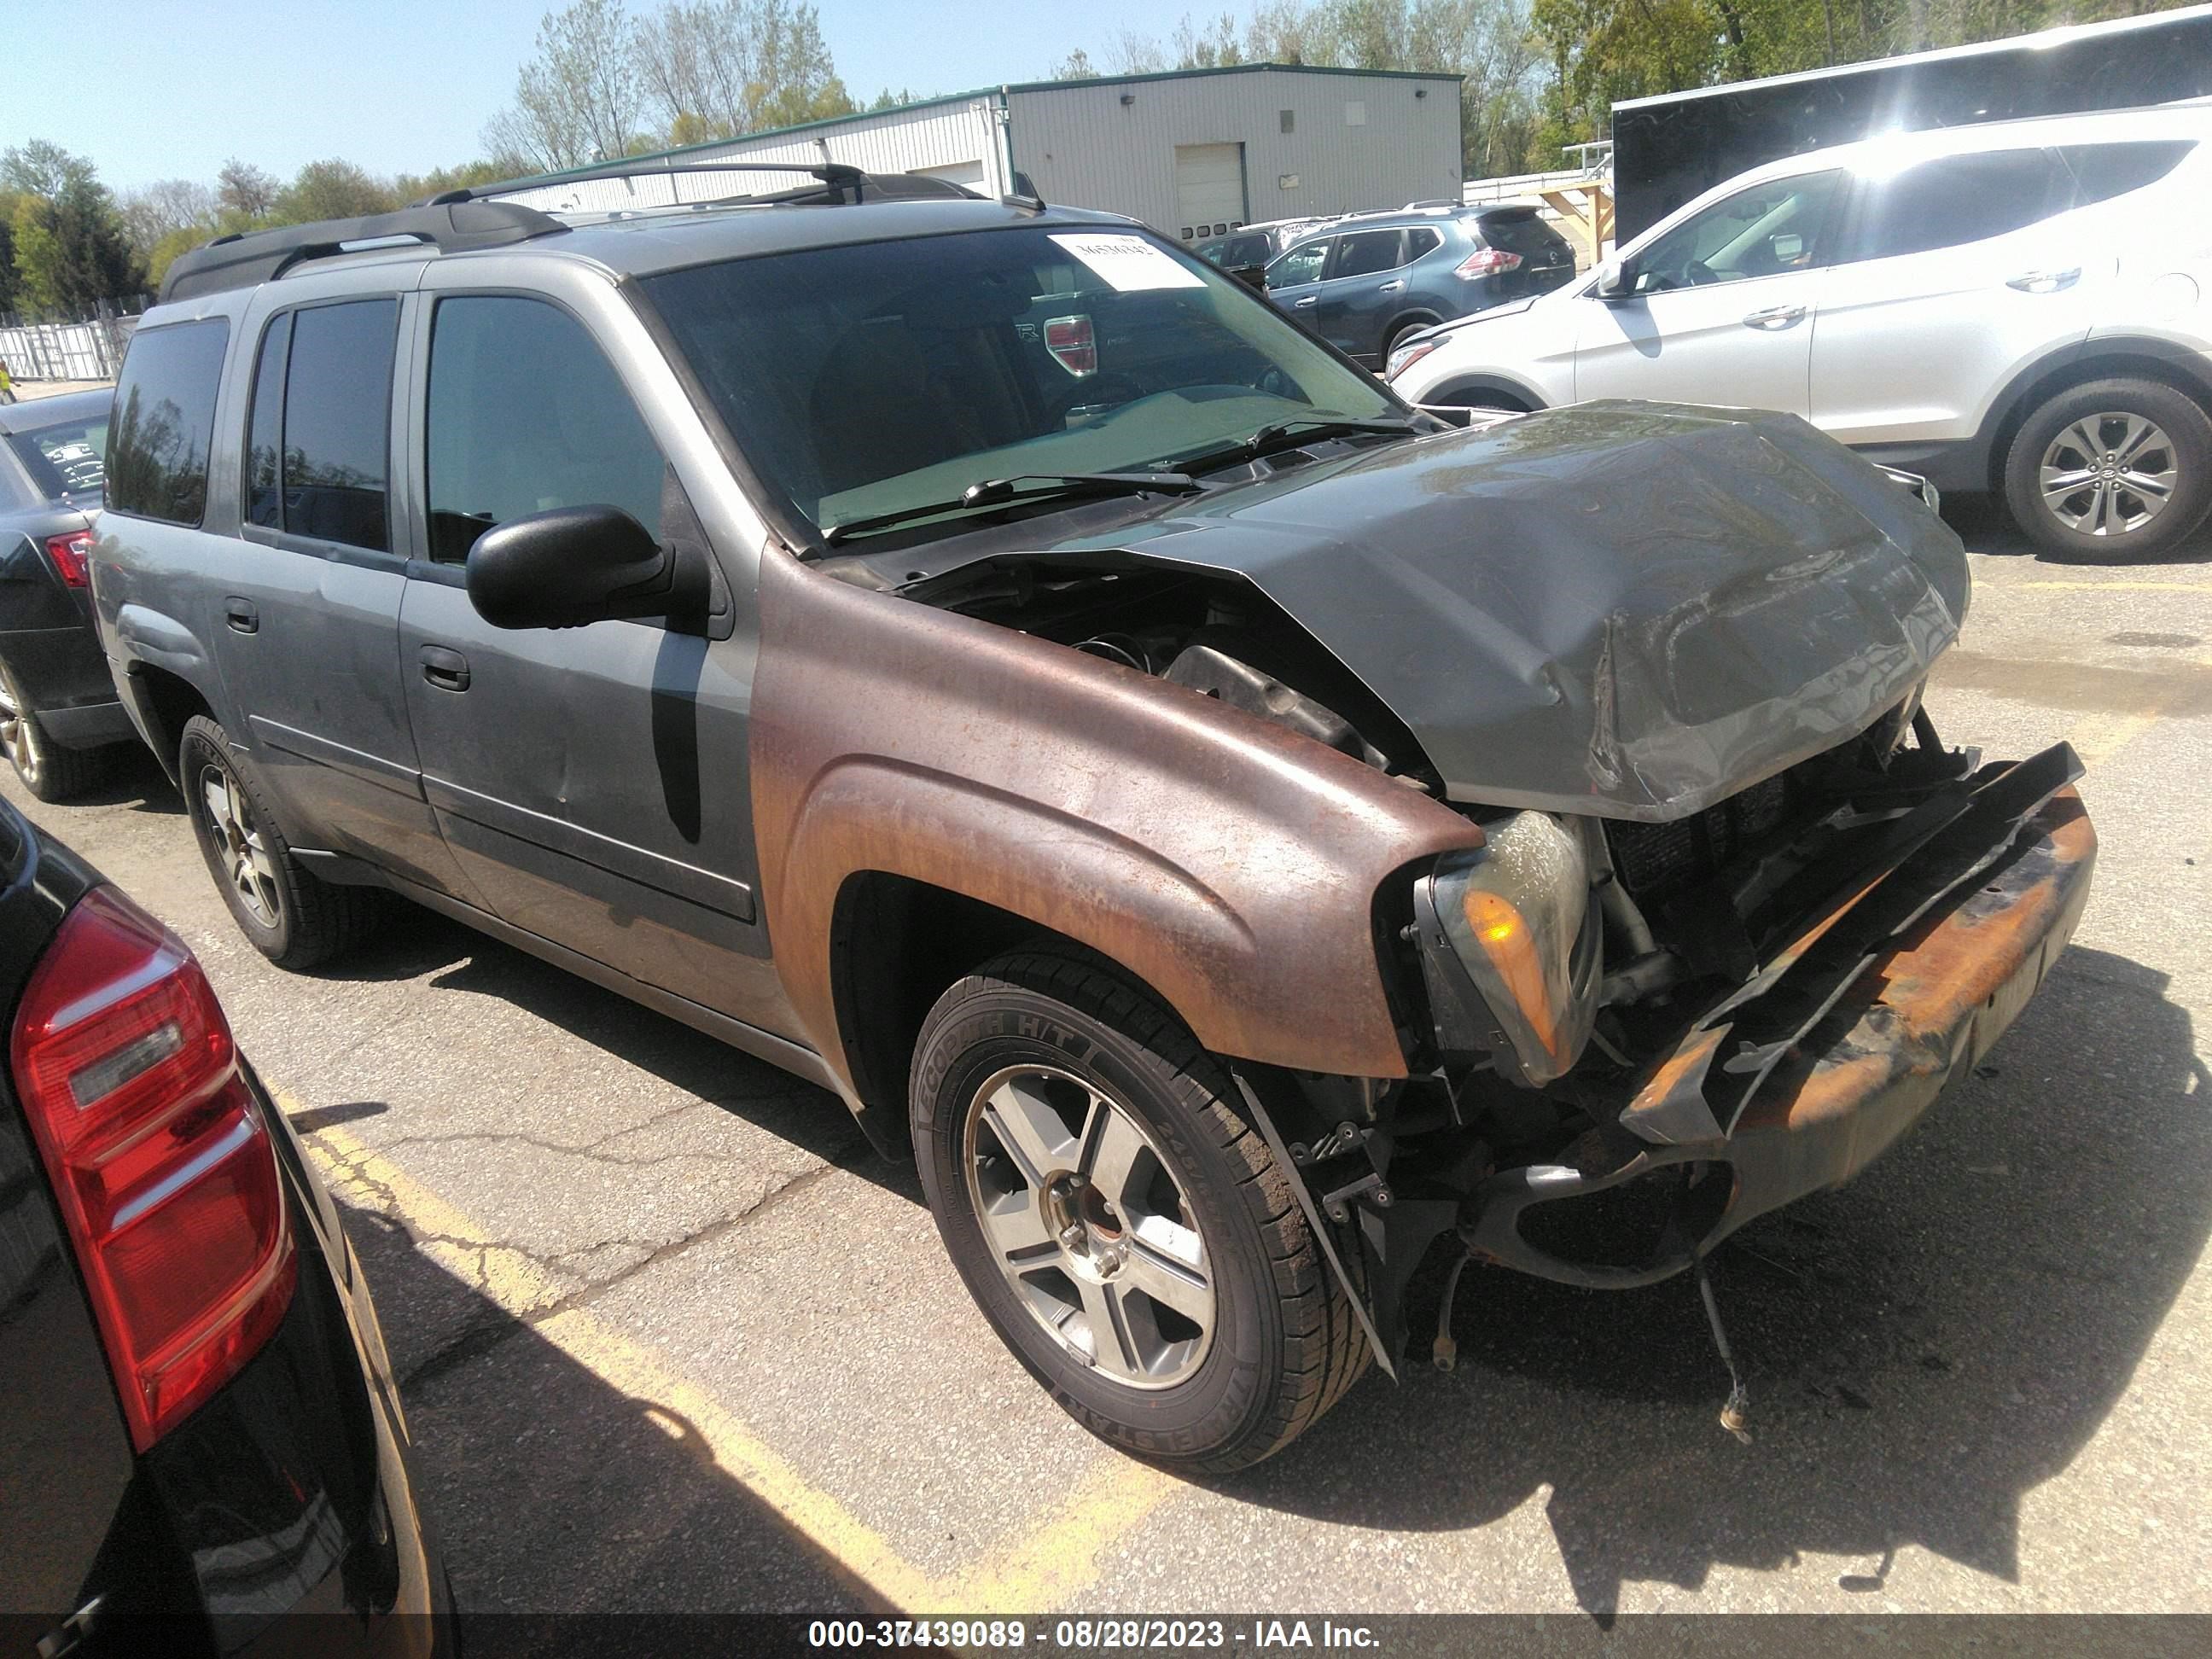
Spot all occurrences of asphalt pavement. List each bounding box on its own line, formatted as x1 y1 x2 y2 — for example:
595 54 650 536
4 499 2208 1619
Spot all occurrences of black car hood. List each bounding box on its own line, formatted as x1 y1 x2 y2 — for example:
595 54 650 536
1033 402 1968 822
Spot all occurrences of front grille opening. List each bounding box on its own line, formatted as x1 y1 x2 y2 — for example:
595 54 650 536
1514 1161 1734 1271
1605 750 1835 903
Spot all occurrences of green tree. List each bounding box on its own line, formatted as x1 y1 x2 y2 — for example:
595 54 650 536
272 159 401 224
486 0 648 170
3 143 142 316
217 158 281 227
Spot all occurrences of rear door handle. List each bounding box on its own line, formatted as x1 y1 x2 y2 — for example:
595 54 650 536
224 597 259 634
1741 304 1807 329
419 645 470 692
1377 280 1406 294
2006 267 2081 294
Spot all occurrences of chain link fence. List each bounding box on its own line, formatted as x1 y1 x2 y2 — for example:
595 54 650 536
0 297 148 385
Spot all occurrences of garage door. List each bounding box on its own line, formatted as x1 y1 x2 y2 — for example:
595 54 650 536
913 160 987 190
1174 143 1247 241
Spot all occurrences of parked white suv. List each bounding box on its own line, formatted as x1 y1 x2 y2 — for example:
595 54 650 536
1388 103 2212 558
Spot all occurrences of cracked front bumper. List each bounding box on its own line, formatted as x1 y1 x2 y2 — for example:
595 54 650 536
1461 764 2097 1289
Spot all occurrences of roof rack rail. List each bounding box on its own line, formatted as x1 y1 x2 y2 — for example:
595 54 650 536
425 159 979 209
159 199 568 305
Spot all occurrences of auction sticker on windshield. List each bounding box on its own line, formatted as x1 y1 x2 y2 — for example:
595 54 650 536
1051 233 1207 292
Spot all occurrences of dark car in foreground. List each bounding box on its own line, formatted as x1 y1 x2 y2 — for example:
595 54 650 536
0 391 141 800
1263 203 1578 366
0 799 449 1654
95 171 2092 1473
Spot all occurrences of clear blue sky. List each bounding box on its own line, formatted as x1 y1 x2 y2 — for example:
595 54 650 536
1 0 1205 192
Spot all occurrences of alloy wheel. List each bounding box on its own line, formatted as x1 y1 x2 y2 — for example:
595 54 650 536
2039 412 2177 538
961 1063 1214 1389
201 765 282 928
0 675 35 783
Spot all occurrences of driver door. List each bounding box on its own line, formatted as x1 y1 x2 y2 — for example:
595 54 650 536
1574 169 1845 416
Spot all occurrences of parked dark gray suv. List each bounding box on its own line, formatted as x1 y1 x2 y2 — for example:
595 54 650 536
93 168 2092 1474
1264 205 1578 367
0 389 139 800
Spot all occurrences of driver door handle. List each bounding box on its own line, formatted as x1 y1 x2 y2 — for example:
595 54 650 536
1742 303 1807 329
419 645 470 692
1293 295 1318 308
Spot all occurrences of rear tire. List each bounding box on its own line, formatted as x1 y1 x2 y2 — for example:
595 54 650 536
911 949 1370 1474
0 660 112 802
179 714 382 969
2003 376 2212 561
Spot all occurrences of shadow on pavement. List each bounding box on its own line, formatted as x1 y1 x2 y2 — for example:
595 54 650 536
1943 491 2212 566
341 1185 885 1627
1230 946 2208 1615
323 899 920 1204
67 742 181 813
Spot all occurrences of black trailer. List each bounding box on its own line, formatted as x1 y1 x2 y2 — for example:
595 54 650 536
1611 3 2212 241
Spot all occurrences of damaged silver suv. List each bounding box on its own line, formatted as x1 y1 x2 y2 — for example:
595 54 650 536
95 166 2095 1472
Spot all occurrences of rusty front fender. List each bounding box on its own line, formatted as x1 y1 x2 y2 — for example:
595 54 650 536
750 551 1485 1098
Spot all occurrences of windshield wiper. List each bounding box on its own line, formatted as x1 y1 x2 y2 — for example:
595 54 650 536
818 471 1201 549
1177 416 1420 476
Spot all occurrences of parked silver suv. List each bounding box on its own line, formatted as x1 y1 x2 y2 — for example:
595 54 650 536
1389 102 2212 558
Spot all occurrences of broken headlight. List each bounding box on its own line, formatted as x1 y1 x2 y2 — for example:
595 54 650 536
1411 812 1604 1086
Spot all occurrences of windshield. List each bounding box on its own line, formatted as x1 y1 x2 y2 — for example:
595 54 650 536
643 224 1399 538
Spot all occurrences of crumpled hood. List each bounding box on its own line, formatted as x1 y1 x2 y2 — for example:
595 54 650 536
1051 401 1968 822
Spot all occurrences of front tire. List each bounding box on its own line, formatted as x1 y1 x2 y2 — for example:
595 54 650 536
0 659 111 802
2003 377 2212 560
911 950 1370 1474
179 714 382 969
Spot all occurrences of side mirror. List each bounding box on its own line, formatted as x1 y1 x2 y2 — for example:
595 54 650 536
466 504 676 631
1593 259 1632 301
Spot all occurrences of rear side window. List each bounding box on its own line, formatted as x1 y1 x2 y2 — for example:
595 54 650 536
2058 140 2195 207
1405 227 1443 259
1851 148 2067 261
257 300 397 551
1477 211 1568 256
1333 230 1406 279
108 320 229 527
424 296 665 565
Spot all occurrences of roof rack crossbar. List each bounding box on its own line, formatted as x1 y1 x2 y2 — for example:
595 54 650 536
427 160 872 207
158 200 568 305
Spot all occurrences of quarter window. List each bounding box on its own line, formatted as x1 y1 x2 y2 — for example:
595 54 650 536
1850 148 2065 261
424 296 666 566
2058 140 2195 207
107 319 229 527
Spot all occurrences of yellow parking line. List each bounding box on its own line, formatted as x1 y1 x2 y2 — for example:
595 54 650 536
2014 580 2212 591
285 1096 1176 1613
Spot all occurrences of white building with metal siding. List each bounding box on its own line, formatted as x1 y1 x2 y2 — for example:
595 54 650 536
487 64 1462 240
1005 66 1461 239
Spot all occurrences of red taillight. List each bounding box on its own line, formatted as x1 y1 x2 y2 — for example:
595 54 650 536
1044 314 1097 377
44 530 94 588
1455 247 1522 279
11 886 294 1451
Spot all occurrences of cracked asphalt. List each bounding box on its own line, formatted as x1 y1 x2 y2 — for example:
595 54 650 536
3 495 2209 1619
